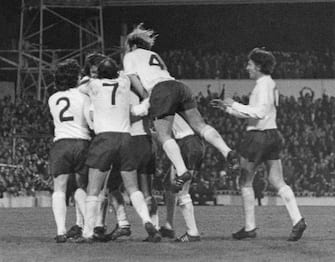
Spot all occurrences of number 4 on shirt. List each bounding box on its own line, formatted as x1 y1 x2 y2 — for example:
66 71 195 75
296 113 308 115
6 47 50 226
149 54 165 70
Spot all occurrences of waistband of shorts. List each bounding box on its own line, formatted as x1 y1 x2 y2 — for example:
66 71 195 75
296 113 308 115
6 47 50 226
54 138 90 143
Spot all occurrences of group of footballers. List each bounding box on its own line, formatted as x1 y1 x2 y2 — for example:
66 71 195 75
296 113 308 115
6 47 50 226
48 24 307 244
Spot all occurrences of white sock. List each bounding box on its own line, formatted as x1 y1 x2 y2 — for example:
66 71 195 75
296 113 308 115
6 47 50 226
130 191 151 224
162 139 187 176
180 202 199 236
110 194 130 228
95 191 107 228
82 196 99 238
52 191 67 235
151 212 159 230
241 187 256 231
165 191 177 229
201 125 231 158
74 188 86 228
278 185 302 225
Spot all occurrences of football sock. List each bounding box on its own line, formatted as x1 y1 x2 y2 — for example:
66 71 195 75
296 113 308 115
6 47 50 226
74 188 86 228
52 191 67 235
110 193 130 228
162 139 188 176
180 202 199 236
129 191 151 225
241 187 256 231
165 190 177 229
201 125 231 158
83 196 99 238
278 185 302 225
95 191 107 228
151 212 159 230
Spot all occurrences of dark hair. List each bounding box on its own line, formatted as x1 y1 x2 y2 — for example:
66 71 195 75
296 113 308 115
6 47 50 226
54 59 81 91
248 48 276 75
83 52 106 76
127 37 152 50
97 57 119 79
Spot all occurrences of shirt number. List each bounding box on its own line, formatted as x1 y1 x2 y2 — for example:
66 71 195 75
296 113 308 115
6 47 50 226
56 97 74 122
103 82 119 105
149 54 165 70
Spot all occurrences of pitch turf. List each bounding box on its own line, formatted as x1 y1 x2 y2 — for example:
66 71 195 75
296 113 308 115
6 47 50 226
0 205 334 262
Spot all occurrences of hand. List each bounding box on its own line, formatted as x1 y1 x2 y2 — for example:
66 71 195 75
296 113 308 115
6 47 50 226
223 97 235 107
210 99 226 110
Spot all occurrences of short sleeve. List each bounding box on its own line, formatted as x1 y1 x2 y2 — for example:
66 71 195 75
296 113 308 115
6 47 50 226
123 53 137 75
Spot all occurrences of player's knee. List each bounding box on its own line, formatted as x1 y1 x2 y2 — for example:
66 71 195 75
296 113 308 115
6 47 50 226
199 124 214 139
177 193 192 206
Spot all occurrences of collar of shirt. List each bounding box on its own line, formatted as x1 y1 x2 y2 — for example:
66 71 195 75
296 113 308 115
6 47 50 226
256 75 271 85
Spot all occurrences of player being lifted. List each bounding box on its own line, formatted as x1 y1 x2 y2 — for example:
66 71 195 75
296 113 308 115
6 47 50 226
48 59 91 243
76 57 161 243
123 24 238 192
211 48 307 241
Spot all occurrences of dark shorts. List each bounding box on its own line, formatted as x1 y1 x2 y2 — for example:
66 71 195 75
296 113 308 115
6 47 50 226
85 132 136 172
49 139 89 177
177 135 205 171
149 80 197 119
131 135 156 175
239 129 282 164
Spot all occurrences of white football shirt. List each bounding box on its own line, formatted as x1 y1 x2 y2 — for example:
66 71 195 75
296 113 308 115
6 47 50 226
48 88 91 141
130 91 148 136
228 75 278 131
172 114 194 140
79 76 131 134
123 48 174 93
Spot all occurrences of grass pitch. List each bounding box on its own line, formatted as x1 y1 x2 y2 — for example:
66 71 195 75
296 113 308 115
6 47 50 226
0 205 334 262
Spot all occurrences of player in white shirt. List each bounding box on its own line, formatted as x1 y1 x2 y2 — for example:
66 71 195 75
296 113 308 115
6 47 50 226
64 53 107 241
123 24 238 193
211 48 306 241
48 59 91 243
160 114 204 242
76 57 160 243
104 91 159 241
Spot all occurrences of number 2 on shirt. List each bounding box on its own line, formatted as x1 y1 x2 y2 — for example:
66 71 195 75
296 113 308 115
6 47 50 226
56 97 74 122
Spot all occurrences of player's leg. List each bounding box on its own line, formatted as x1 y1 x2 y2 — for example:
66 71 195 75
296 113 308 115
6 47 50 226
150 81 192 192
175 175 201 242
121 170 161 242
266 159 306 241
139 172 159 230
66 174 87 239
232 157 257 240
93 171 110 241
161 167 177 238
52 173 69 243
106 188 131 240
79 168 109 242
179 108 237 166
154 117 191 191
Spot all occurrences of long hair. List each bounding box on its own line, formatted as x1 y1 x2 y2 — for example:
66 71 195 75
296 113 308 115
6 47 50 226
126 23 158 50
248 47 276 75
54 59 81 91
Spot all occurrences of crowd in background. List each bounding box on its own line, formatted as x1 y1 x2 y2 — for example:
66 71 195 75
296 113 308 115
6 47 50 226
161 50 335 79
0 84 335 199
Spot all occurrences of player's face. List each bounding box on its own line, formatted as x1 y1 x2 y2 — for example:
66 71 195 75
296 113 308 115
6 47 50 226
90 65 98 78
246 59 260 80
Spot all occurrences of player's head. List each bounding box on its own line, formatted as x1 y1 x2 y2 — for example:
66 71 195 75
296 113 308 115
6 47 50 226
125 23 158 51
83 52 106 78
247 48 276 79
97 57 119 79
54 59 81 91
